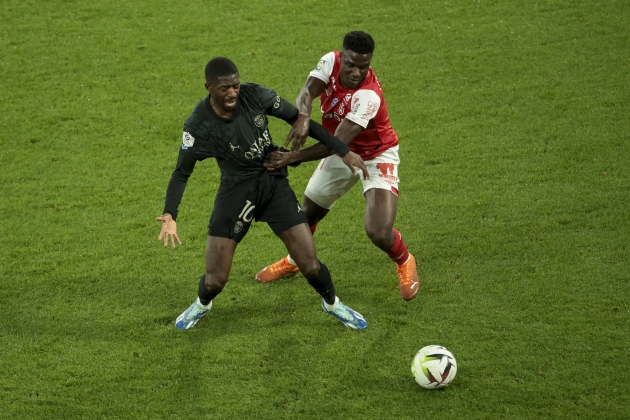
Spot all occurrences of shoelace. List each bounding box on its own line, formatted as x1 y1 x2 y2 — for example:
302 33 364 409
272 260 293 273
188 306 207 319
334 305 353 320
397 264 416 286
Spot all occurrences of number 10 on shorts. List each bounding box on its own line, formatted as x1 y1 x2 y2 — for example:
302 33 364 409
239 200 256 223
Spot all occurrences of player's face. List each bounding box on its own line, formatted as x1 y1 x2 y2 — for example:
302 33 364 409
339 49 372 89
206 73 241 116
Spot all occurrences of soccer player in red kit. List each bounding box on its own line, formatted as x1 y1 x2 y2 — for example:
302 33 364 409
257 31 419 301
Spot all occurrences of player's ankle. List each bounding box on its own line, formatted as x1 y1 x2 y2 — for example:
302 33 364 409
323 296 339 311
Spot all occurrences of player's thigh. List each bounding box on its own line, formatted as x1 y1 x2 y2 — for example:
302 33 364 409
208 179 257 242
359 146 401 198
259 177 308 236
361 146 401 229
364 188 398 231
304 155 360 209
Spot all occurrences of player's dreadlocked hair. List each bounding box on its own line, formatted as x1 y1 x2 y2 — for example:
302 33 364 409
343 31 375 55
205 57 239 83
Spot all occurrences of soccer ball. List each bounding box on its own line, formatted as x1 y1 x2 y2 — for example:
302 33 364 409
411 345 457 389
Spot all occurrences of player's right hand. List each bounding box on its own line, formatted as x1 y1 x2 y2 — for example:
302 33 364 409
156 213 182 248
264 151 293 171
341 151 370 180
284 114 310 151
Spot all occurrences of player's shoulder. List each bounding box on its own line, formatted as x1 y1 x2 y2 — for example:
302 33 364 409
239 82 259 91
360 70 385 95
310 51 337 77
182 97 211 145
240 82 277 99
315 51 337 65
192 95 209 110
237 82 258 97
186 96 210 123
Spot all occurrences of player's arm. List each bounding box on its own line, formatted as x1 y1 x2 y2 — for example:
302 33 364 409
157 147 198 248
275 87 380 165
266 118 368 179
304 118 368 179
270 93 353 159
269 97 367 177
284 76 327 151
270 118 363 165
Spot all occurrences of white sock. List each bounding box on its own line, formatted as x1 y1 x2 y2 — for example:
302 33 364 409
323 296 339 311
196 298 212 310
287 255 296 266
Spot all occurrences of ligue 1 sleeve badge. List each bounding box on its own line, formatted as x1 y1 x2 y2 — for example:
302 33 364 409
182 132 195 149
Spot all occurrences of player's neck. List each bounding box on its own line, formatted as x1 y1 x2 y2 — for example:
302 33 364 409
210 97 236 119
339 77 365 90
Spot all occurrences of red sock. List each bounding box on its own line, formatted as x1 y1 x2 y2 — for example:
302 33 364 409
385 229 410 266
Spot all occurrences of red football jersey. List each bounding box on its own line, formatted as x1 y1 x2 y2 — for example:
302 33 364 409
308 51 399 160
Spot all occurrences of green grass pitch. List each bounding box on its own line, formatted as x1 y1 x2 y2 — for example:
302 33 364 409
1 0 628 418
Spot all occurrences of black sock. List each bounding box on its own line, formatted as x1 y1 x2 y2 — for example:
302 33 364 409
198 274 222 305
304 261 336 304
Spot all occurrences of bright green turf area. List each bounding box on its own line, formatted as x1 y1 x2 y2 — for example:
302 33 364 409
1 0 628 418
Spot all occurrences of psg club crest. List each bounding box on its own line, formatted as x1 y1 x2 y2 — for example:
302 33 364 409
254 114 265 128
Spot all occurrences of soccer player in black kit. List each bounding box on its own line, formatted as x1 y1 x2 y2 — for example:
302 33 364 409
157 57 369 330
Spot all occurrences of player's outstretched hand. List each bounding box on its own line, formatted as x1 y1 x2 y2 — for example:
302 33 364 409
342 151 370 180
156 213 182 248
284 114 310 152
263 151 293 171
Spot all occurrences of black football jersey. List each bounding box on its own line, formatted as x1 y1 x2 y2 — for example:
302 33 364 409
163 83 349 220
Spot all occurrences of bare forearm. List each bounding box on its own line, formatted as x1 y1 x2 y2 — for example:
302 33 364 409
287 119 363 165
289 142 336 164
296 86 315 117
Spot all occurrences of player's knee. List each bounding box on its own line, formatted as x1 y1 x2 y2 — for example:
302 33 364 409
303 199 328 225
298 259 321 279
204 272 228 291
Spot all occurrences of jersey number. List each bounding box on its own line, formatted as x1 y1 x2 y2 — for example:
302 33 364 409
239 200 256 223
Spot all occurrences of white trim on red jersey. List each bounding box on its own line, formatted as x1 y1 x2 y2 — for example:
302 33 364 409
345 89 381 129
309 52 336 84
306 51 398 160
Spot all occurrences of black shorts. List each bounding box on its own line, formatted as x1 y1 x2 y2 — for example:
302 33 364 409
208 175 307 242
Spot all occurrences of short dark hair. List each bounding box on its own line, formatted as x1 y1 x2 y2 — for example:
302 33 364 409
343 31 375 55
205 57 239 83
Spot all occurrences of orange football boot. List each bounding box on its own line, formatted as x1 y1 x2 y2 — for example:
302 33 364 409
397 253 420 301
256 256 300 282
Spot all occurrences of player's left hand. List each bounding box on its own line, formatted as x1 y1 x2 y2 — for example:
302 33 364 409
156 213 182 248
341 151 370 180
264 151 293 171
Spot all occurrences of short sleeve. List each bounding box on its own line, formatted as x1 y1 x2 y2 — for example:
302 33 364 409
308 52 335 84
345 89 381 128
